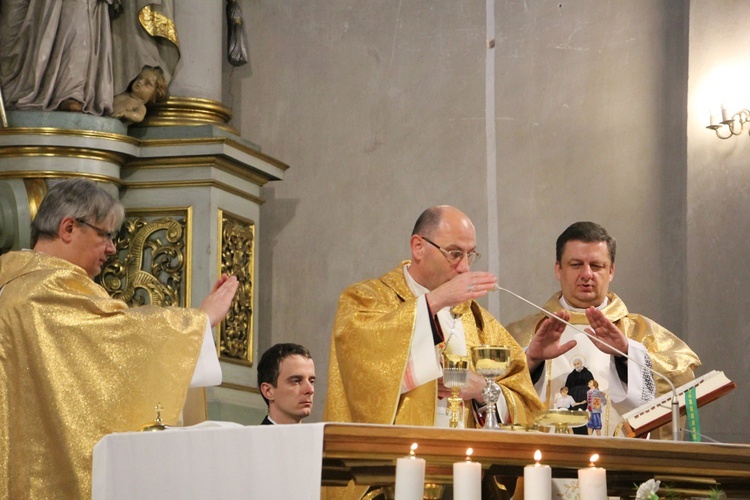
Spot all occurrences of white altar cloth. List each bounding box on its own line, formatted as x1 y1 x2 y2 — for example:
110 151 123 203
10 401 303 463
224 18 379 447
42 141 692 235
92 422 325 499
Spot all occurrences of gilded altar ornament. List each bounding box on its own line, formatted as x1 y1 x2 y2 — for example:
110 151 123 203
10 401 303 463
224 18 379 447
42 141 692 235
100 216 187 308
219 211 254 363
140 403 169 431
441 352 469 428
139 6 179 46
470 345 510 430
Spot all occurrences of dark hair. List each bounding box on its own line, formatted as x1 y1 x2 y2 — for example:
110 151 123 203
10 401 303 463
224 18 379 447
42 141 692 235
30 178 124 247
411 206 444 237
257 343 312 406
555 221 616 264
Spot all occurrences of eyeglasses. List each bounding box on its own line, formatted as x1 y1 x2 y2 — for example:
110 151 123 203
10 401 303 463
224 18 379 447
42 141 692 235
421 236 480 265
76 219 118 243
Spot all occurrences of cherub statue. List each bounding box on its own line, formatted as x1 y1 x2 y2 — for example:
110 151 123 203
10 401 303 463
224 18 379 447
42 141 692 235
112 65 167 124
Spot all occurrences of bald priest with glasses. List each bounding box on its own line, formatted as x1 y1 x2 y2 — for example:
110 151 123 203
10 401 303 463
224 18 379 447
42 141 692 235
325 205 545 431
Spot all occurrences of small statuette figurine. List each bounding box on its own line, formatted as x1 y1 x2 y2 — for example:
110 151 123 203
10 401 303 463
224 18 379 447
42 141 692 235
140 402 170 431
586 379 607 436
112 65 167 124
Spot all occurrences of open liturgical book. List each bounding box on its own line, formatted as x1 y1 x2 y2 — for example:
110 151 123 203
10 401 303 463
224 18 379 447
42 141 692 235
620 370 735 438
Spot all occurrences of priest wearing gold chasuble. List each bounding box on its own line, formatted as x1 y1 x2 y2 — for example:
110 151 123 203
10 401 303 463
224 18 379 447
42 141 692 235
325 206 545 430
506 221 701 439
0 179 238 499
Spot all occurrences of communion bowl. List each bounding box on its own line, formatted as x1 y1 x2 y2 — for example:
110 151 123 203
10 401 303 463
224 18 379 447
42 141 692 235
534 408 590 433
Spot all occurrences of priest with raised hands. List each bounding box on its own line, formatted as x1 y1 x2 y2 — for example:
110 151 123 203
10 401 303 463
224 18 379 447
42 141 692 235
325 205 543 428
0 178 239 499
506 221 701 438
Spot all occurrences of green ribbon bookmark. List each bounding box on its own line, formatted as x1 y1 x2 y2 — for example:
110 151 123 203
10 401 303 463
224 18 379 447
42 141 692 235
685 386 701 442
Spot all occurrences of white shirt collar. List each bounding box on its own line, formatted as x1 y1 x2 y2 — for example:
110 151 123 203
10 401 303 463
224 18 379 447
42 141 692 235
404 264 429 297
560 294 609 312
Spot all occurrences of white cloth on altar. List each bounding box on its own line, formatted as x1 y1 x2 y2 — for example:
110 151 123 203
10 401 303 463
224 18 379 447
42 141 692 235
92 422 325 499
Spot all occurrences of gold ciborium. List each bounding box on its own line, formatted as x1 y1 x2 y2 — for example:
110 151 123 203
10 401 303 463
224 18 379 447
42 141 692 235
441 352 470 428
534 408 590 434
470 345 511 429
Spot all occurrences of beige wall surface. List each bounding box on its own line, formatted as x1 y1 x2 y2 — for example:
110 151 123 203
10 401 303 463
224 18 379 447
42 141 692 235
687 0 750 445
224 0 748 443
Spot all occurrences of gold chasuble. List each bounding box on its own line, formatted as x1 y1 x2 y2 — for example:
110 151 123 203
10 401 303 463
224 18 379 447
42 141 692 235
506 291 701 438
0 251 207 498
325 262 542 427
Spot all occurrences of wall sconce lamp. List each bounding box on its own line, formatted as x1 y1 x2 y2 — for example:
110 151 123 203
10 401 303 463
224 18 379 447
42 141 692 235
706 107 750 139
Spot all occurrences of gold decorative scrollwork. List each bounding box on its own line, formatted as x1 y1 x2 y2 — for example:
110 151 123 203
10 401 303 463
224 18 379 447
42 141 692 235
100 212 188 308
218 209 254 364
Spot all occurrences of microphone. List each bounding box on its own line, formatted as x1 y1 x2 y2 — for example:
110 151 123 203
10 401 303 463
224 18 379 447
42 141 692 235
493 285 682 441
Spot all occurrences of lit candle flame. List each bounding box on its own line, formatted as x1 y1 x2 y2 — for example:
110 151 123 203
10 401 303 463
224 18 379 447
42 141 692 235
589 453 599 467
465 448 473 461
534 450 542 462
409 443 418 456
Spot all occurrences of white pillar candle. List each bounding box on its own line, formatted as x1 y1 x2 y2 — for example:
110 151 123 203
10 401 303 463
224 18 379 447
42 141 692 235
395 443 425 500
710 112 719 127
524 450 551 500
453 448 481 500
577 454 607 500
721 105 732 122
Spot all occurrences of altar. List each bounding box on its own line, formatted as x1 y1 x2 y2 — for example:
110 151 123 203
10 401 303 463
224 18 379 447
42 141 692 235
92 422 750 499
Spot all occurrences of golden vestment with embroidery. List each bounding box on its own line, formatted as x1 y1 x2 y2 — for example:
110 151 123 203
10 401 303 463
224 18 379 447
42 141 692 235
0 251 207 498
506 291 701 438
325 262 542 427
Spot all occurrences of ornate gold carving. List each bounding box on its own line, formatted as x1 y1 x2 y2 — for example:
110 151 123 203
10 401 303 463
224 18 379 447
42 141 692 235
100 209 191 308
138 6 180 47
218 209 254 365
